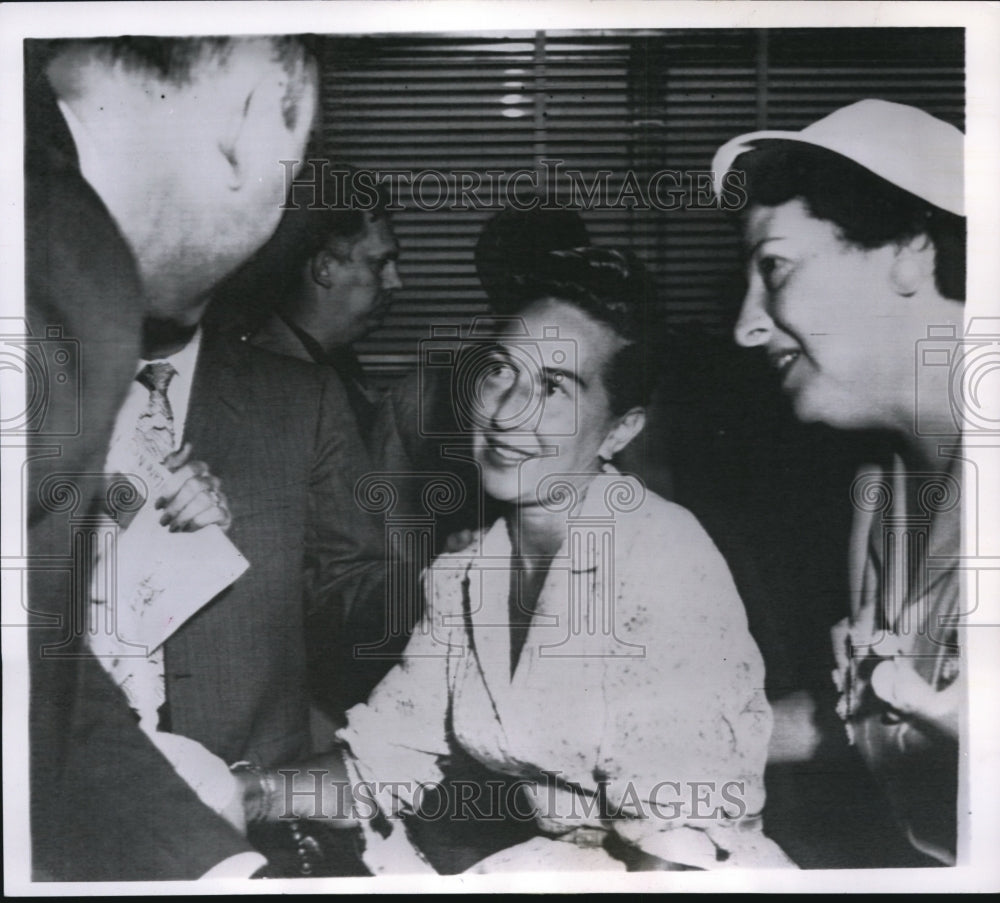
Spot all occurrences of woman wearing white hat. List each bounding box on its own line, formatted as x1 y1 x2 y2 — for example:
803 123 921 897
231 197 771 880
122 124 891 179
712 100 966 866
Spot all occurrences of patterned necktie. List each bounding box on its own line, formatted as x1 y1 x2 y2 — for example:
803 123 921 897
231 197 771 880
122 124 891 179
135 361 177 463
104 361 178 730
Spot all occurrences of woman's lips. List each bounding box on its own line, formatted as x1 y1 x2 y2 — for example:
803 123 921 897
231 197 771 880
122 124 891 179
484 436 535 464
768 348 801 382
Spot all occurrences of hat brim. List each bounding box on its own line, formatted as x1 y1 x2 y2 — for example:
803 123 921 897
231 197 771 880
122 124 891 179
711 129 965 218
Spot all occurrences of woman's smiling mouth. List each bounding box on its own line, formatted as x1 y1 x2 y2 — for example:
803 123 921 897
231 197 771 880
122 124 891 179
769 348 802 381
484 436 536 464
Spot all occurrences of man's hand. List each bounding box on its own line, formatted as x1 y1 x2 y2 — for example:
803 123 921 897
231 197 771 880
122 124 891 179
156 442 232 532
869 659 961 740
240 750 360 825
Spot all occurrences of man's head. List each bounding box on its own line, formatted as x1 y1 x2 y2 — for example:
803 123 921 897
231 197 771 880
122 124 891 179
298 178 403 349
305 210 402 347
243 170 402 348
43 36 318 325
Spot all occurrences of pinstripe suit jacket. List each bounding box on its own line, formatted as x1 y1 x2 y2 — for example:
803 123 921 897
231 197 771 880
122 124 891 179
165 330 386 765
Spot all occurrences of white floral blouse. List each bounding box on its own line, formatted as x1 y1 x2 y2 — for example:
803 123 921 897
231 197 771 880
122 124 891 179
337 470 794 872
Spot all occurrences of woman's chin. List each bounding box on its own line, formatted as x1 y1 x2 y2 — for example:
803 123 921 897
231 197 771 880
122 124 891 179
792 392 881 432
480 469 524 505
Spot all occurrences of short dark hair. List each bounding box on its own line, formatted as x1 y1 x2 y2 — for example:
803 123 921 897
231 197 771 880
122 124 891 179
208 165 391 330
258 165 390 288
733 141 965 301
40 35 316 84
285 166 392 264
39 35 316 129
515 247 659 415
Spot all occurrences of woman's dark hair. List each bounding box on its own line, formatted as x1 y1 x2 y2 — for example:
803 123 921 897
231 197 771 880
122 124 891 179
515 247 659 415
733 141 965 301
475 207 591 314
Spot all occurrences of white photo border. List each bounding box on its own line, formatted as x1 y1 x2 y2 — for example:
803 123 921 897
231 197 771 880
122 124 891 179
2 1 998 895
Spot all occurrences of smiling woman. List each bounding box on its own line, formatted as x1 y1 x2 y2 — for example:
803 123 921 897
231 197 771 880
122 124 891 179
314 247 797 873
714 100 967 866
472 297 644 514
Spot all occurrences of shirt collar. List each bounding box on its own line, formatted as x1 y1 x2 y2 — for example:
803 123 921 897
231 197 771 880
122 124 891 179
135 327 202 442
136 326 202 378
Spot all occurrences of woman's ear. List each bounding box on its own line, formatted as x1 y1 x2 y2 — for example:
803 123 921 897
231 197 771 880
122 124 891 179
889 233 936 298
599 407 646 460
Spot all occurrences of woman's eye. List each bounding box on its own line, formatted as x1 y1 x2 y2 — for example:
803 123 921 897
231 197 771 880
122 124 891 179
544 372 567 397
757 255 791 292
483 360 516 386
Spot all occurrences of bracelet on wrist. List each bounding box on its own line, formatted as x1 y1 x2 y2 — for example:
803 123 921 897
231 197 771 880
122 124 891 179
230 760 278 824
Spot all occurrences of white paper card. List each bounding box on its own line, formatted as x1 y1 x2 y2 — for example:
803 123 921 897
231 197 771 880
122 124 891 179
111 501 249 652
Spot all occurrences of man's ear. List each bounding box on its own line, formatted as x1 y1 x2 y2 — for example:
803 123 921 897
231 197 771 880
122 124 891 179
216 55 315 192
216 85 258 191
310 249 336 289
598 407 646 460
889 233 937 298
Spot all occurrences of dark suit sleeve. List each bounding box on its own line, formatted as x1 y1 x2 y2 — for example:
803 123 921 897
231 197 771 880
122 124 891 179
31 640 254 881
25 71 256 880
303 371 408 712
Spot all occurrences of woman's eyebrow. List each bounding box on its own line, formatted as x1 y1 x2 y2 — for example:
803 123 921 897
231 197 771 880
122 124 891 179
487 341 514 358
544 366 586 390
747 235 785 256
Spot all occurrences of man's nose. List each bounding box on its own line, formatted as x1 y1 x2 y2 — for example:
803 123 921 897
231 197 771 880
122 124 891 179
382 261 403 292
733 285 774 348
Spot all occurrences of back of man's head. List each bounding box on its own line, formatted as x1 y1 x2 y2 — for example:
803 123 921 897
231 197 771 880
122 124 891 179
208 165 392 332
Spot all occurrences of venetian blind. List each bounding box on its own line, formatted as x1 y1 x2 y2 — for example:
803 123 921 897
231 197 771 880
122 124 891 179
317 28 964 383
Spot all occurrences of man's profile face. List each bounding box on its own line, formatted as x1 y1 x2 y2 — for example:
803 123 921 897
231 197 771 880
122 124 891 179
320 215 403 345
138 38 319 323
205 41 320 293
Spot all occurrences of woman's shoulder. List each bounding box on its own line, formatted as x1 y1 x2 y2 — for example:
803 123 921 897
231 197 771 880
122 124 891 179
609 477 714 549
608 481 744 612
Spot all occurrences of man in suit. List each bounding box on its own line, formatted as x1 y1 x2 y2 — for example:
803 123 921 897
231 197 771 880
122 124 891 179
211 170 415 730
93 317 385 877
22 36 367 880
213 169 403 449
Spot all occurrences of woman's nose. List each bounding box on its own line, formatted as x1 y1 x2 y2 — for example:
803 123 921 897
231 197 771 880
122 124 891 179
734 286 774 348
488 370 536 431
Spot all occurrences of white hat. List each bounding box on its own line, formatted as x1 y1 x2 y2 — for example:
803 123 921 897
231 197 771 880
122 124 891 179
711 99 964 217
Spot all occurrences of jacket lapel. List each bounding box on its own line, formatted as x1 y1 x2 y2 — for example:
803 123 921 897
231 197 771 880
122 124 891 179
182 331 247 474
465 520 516 695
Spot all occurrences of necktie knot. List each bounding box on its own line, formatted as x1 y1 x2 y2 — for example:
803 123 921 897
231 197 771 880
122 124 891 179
137 361 177 394
135 361 177 463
